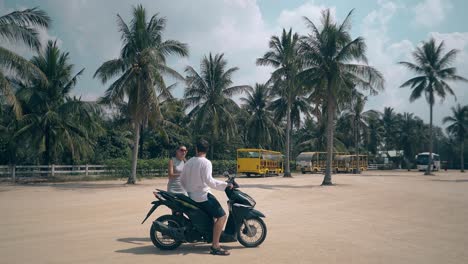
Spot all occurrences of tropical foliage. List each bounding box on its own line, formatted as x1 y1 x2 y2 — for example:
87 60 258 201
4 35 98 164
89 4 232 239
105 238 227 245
1 5 467 185
399 38 468 174
94 5 188 183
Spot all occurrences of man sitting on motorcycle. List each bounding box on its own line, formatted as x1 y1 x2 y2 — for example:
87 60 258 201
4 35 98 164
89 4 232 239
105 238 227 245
180 139 233 256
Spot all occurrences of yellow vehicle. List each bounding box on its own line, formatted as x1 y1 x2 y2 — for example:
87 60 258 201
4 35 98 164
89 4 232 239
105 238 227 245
351 154 368 171
334 154 368 172
296 152 367 173
237 148 283 177
296 152 327 173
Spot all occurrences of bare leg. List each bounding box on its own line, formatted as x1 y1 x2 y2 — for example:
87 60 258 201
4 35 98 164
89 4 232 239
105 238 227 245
212 215 227 249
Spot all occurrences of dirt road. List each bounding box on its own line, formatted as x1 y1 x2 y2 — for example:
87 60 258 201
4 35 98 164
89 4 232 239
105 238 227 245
1 170 468 264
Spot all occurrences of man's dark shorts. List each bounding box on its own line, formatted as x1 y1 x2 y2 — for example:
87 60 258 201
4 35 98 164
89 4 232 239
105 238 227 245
197 193 226 218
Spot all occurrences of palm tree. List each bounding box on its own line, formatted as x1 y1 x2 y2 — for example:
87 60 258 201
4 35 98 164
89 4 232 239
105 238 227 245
184 53 250 158
396 112 422 169
300 9 384 185
343 94 377 173
268 79 312 131
296 117 346 153
13 41 100 165
399 38 468 175
257 28 304 177
94 5 188 184
364 113 384 155
0 7 51 116
443 104 468 172
240 83 282 148
381 107 397 152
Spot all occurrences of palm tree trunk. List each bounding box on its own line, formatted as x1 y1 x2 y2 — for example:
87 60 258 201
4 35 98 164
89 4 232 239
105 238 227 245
210 138 214 160
284 99 292 177
129 122 141 184
461 139 465 173
425 103 433 175
45 126 51 165
323 87 334 185
138 125 144 158
355 119 360 174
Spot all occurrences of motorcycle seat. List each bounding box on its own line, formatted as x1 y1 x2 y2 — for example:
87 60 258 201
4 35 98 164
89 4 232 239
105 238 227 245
174 193 201 208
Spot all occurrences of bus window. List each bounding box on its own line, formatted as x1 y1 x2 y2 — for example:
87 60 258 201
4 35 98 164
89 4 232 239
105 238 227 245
238 151 260 158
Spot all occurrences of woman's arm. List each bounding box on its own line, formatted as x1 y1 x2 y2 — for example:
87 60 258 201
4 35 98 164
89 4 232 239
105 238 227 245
168 159 180 179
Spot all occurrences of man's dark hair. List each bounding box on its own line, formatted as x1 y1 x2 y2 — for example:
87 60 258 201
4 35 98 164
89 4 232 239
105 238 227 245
196 139 209 153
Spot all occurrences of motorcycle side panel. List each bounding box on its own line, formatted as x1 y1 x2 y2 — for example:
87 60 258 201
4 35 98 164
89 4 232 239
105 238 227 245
224 214 237 236
184 208 213 234
232 205 266 226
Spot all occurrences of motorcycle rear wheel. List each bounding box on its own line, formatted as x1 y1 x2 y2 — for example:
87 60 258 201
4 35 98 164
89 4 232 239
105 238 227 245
150 215 182 250
237 217 267 247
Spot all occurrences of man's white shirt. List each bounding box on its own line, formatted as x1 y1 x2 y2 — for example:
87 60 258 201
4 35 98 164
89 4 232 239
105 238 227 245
180 156 228 202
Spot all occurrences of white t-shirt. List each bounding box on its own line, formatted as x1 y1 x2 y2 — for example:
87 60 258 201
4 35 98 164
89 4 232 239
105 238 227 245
180 156 228 202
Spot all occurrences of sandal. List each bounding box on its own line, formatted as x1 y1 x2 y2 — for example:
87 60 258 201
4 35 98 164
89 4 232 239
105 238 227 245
210 246 230 256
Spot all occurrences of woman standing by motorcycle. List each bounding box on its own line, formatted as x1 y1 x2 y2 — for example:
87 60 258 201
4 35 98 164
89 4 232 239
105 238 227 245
167 145 188 195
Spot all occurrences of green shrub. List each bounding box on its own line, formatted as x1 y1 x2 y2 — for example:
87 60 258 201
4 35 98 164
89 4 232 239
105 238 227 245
104 158 169 177
103 158 236 178
211 160 237 175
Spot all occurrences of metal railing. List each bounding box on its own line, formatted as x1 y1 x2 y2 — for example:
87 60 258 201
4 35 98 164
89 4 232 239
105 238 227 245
0 164 168 182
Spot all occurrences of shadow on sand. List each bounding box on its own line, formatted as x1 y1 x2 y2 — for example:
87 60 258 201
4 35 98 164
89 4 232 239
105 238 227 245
117 237 151 245
240 183 349 190
430 179 468 183
115 239 245 256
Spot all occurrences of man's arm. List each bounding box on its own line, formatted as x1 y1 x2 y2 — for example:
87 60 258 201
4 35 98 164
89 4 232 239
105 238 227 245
203 161 228 191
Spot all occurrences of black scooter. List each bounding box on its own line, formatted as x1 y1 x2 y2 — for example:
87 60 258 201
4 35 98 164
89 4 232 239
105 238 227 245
141 172 267 250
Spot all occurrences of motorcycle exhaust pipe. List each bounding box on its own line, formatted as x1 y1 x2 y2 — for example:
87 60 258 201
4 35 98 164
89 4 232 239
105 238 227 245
152 221 185 241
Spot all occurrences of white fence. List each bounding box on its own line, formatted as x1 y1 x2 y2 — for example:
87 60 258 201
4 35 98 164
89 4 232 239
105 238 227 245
0 164 168 182
368 163 393 170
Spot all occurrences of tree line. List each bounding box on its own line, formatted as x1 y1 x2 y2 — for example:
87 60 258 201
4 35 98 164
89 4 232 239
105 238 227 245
1 6 467 184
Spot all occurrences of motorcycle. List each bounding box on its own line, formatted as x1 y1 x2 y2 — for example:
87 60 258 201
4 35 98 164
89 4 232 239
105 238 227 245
141 172 267 250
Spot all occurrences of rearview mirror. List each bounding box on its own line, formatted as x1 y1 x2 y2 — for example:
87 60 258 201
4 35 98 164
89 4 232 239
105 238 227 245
223 171 230 178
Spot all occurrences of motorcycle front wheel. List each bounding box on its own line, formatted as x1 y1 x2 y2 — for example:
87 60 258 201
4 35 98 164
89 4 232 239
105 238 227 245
237 217 267 247
150 215 182 250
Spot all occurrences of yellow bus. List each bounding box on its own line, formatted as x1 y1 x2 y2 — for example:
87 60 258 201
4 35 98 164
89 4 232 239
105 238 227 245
296 152 327 173
296 152 367 173
351 154 368 171
237 148 283 177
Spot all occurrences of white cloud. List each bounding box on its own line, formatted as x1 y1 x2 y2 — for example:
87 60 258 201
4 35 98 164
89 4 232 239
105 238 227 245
277 1 335 35
362 1 413 112
412 0 452 27
429 32 468 121
4 0 466 128
362 0 468 127
430 32 468 51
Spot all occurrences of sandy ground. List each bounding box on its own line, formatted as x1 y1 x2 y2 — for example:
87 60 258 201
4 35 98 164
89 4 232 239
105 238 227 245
1 170 468 264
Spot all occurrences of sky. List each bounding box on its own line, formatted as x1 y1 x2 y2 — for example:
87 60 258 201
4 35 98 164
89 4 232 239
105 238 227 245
2 0 468 128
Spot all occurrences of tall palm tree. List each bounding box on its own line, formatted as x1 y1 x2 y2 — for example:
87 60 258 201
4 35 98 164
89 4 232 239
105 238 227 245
268 79 312 131
0 7 50 116
94 5 188 184
396 112 421 169
257 28 304 177
343 94 377 173
296 117 346 153
443 104 468 172
364 113 384 155
399 38 468 175
13 41 100 165
300 9 384 185
240 83 282 148
184 53 249 158
381 107 397 152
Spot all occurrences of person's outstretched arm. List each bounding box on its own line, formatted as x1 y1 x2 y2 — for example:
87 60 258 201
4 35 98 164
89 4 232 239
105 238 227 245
203 162 227 191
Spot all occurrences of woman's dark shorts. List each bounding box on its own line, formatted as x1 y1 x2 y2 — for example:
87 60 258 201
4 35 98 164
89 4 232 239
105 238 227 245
197 193 226 218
